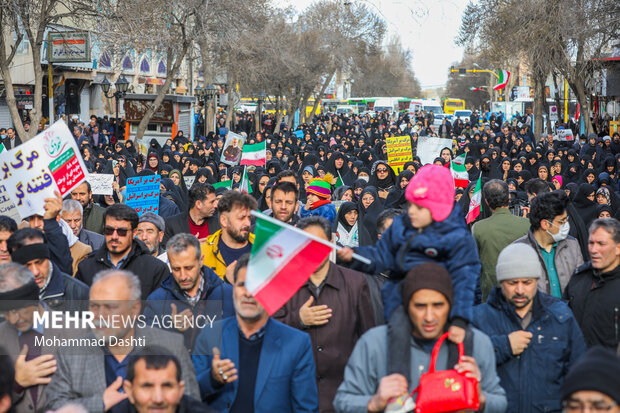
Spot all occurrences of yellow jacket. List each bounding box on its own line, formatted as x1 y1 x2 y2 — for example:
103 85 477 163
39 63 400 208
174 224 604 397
201 229 255 279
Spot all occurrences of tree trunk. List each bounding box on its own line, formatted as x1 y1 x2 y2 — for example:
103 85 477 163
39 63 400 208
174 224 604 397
533 72 545 137
135 43 190 141
569 79 593 135
274 95 284 134
225 68 234 131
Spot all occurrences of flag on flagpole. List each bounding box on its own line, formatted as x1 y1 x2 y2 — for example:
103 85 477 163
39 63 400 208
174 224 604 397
334 171 344 188
450 153 469 188
469 86 486 92
246 212 334 315
239 167 252 194
466 173 482 224
240 141 266 166
213 180 232 190
493 70 510 90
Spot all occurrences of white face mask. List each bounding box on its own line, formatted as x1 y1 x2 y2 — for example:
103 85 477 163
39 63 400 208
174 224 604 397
358 176 369 182
547 220 570 242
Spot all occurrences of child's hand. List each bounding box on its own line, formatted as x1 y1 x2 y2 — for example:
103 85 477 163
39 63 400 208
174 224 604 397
448 325 466 344
305 200 313 210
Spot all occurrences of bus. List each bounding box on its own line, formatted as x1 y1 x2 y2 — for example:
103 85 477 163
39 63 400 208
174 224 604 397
443 98 466 115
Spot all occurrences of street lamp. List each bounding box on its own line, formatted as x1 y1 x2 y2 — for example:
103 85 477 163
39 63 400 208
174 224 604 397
194 84 217 137
101 75 129 140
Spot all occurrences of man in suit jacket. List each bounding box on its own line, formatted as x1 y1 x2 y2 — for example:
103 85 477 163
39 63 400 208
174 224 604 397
2 128 22 150
192 254 319 413
44 269 199 412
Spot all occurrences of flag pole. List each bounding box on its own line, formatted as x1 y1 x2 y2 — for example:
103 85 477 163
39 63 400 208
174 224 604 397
250 210 371 265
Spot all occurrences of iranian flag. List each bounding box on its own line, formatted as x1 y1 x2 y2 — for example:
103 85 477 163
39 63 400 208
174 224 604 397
239 167 252 194
240 141 266 166
450 153 469 188
246 212 333 315
493 70 510 90
466 173 482 224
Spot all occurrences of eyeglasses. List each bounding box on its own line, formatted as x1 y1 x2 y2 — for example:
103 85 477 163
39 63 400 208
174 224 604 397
104 226 131 236
377 168 388 173
563 400 617 412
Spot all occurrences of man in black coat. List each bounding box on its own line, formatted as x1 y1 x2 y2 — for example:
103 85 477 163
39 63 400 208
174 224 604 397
163 183 220 245
7 228 89 312
2 127 22 150
564 218 620 350
76 204 169 299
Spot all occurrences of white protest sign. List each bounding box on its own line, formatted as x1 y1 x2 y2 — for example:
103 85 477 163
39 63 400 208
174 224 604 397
0 120 88 218
555 129 574 141
184 176 195 188
220 131 246 166
87 174 114 195
417 136 452 165
0 184 21 222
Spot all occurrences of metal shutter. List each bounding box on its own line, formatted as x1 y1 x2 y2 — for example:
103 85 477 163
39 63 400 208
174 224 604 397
178 107 190 137
0 99 12 127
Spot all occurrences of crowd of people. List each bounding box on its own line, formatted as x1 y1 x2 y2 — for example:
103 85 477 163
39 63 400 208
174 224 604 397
0 108 619 413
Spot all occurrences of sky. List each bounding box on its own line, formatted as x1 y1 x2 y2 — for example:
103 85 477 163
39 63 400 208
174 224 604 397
278 0 470 90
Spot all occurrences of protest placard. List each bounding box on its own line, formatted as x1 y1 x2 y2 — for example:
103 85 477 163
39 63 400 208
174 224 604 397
554 129 574 141
125 175 161 216
184 176 195 188
0 120 88 219
386 135 413 174
220 131 246 166
86 174 114 195
417 136 452 165
0 184 20 222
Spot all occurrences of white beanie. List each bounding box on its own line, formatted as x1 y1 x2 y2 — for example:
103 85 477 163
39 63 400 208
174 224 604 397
496 243 543 282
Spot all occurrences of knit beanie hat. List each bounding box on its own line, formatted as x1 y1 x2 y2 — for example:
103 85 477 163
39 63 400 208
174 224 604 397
401 262 454 306
496 243 543 282
561 346 620 404
307 173 333 199
405 164 455 222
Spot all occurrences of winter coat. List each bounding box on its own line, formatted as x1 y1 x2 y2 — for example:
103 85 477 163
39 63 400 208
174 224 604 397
274 263 376 412
473 288 586 413
333 326 507 413
350 204 480 324
200 229 255 280
78 228 105 251
513 230 583 295
111 395 215 413
42 263 90 312
76 239 169 299
472 208 530 302
82 202 106 234
300 202 337 226
564 262 620 350
143 267 234 350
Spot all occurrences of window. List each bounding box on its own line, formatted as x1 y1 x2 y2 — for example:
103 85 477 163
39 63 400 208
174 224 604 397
157 60 166 75
99 51 112 68
122 54 134 71
140 57 150 74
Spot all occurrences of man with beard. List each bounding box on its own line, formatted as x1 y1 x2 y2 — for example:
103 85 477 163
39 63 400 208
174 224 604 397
70 181 106 234
192 254 319 412
473 243 586 412
144 234 234 351
61 200 105 252
44 270 200 412
76 204 170 300
136 212 166 260
201 191 256 281
269 181 299 225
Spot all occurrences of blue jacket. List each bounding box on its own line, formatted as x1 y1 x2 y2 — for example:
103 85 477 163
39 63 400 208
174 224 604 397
473 287 586 413
192 317 318 413
300 202 337 226
143 266 234 350
351 204 480 324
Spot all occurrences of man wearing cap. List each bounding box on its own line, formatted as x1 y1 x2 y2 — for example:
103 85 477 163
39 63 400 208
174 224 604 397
334 262 506 413
136 212 167 261
473 243 586 413
8 228 89 312
560 347 620 413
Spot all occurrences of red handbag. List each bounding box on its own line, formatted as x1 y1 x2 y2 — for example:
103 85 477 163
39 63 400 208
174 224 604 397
412 332 480 413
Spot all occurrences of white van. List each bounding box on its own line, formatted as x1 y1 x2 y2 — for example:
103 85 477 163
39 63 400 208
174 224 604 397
373 98 399 114
336 105 357 115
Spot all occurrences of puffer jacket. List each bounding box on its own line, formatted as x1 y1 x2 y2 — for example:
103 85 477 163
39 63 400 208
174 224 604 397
350 203 480 324
513 230 583 295
76 239 170 299
200 229 255 279
473 288 586 413
143 266 234 350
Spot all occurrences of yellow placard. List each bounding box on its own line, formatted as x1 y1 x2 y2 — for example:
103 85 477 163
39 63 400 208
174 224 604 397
610 121 618 135
386 135 413 174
